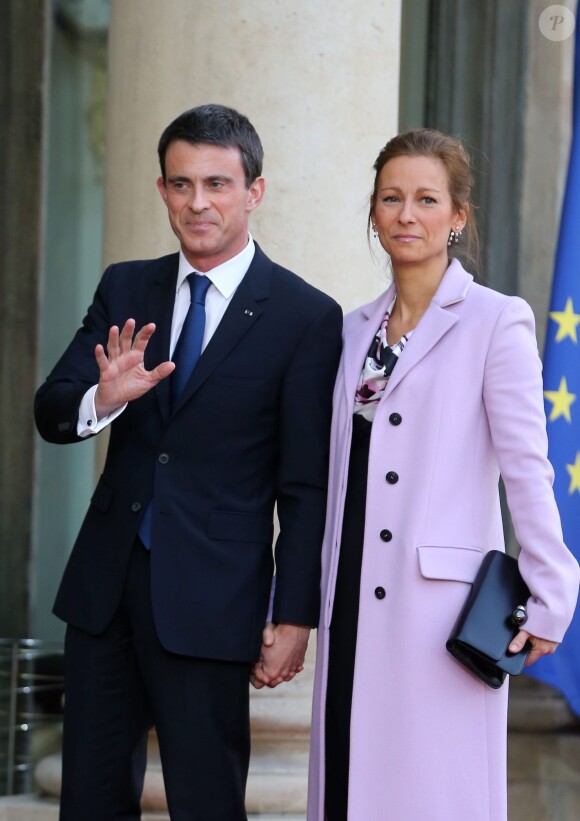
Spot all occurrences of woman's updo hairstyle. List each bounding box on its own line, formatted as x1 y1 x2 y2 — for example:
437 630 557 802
369 128 480 272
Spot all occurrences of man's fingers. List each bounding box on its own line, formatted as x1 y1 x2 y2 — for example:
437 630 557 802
131 322 157 352
95 344 109 373
262 621 276 648
151 361 175 382
118 318 137 354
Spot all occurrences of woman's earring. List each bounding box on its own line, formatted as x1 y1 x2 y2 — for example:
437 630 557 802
372 224 378 238
448 226 463 246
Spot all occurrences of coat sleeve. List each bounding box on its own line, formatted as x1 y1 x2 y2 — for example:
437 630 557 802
34 267 113 444
272 299 343 627
482 296 580 642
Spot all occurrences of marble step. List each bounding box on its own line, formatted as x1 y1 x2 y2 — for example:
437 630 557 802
0 795 305 821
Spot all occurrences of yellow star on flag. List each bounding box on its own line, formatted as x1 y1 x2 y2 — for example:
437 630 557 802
567 452 580 495
549 297 580 343
544 376 577 422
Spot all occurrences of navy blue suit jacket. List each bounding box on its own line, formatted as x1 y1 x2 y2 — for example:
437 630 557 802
35 244 343 662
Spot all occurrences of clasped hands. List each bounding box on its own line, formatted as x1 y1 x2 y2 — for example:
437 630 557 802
94 319 174 418
250 623 311 689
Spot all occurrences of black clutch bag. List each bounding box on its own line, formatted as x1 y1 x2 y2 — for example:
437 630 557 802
446 550 531 688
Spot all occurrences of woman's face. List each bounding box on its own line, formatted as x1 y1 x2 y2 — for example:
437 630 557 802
372 155 466 273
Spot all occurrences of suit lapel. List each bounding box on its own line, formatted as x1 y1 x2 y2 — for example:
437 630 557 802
171 244 271 413
144 254 179 421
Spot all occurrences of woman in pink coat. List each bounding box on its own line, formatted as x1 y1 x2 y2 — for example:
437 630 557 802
308 129 580 821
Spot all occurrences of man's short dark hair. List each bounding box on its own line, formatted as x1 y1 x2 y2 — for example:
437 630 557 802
158 104 263 187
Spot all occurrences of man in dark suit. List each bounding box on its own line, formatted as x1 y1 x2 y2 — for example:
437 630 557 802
34 104 342 821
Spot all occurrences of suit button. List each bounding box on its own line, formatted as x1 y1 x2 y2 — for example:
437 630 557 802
385 471 399 484
389 412 402 426
159 453 169 464
375 586 386 600
380 529 392 542
131 502 142 513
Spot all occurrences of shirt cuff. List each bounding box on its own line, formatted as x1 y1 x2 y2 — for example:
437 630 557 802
77 385 127 437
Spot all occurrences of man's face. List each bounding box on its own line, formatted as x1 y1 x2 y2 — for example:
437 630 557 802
157 140 265 272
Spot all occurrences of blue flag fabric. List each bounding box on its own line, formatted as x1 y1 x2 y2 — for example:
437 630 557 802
524 20 580 715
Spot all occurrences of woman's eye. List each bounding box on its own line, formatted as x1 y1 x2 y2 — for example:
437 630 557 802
382 195 399 203
422 196 437 204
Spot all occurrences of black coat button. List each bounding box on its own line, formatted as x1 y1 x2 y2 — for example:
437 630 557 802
380 529 392 542
375 586 386 600
159 453 169 464
389 413 402 426
385 471 399 484
131 502 142 513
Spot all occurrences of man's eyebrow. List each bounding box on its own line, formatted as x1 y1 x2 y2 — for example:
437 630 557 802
166 174 236 183
205 174 235 183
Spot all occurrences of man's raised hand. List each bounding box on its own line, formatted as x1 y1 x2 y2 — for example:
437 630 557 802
94 319 174 418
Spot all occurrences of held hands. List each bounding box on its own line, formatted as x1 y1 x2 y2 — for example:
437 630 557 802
250 622 310 690
94 319 174 418
509 630 559 667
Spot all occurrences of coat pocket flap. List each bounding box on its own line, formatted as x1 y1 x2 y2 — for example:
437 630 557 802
207 511 274 544
417 544 483 583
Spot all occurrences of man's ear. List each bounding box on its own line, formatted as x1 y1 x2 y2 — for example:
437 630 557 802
246 177 266 212
156 176 168 205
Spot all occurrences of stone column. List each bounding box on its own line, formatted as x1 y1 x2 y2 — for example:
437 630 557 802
102 0 400 305
101 0 401 815
0 0 49 638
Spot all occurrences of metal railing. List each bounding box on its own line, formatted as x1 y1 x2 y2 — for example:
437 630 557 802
0 639 64 796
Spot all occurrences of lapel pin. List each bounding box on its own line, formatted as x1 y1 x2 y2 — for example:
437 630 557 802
244 309 254 316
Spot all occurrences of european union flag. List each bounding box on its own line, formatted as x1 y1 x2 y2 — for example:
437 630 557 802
525 19 580 715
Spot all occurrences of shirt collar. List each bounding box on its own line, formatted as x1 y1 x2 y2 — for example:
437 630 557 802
176 234 256 298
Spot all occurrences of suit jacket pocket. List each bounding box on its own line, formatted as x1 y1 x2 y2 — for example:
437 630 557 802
207 511 274 544
417 544 483 583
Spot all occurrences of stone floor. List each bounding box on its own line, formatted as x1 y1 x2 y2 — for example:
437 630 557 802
0 796 305 821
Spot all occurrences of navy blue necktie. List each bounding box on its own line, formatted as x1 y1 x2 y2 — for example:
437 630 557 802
170 273 212 407
138 273 211 549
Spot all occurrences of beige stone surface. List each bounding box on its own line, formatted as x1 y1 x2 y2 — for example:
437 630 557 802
33 644 314 813
509 733 580 786
90 0 401 813
509 783 580 821
103 0 401 313
0 795 305 821
508 675 580 732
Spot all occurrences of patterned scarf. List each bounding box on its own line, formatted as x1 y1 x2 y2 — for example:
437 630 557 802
354 306 412 421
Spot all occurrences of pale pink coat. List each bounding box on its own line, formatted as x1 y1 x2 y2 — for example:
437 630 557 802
308 260 579 821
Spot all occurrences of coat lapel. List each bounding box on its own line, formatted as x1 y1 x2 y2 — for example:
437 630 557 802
340 260 474 408
341 283 397 409
382 260 473 399
170 244 271 413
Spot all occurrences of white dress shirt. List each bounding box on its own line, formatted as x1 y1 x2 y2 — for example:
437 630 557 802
77 235 256 436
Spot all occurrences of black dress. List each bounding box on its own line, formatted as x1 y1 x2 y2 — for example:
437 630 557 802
325 413 371 821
